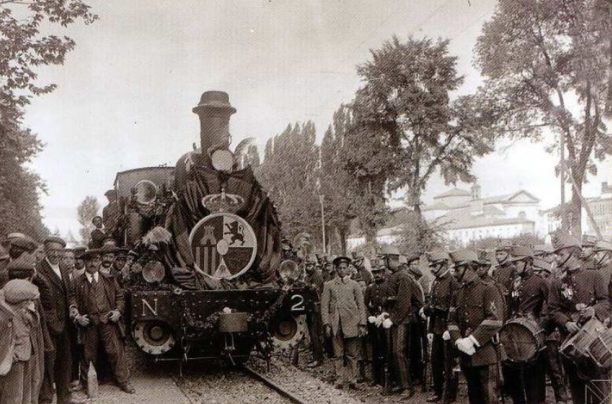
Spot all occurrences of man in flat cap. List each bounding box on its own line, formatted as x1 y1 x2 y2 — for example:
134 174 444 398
35 236 79 404
447 249 505 404
321 255 367 390
73 247 87 279
548 234 610 404
532 258 569 404
421 249 458 403
381 246 422 398
503 246 549 404
0 235 38 288
70 249 135 395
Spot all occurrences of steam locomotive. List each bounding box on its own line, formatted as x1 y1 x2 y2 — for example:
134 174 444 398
103 91 315 369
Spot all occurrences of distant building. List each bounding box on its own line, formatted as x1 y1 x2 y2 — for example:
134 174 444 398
346 183 544 250
545 182 612 241
63 230 80 249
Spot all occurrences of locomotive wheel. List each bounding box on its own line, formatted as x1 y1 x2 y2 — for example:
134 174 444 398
133 320 176 355
270 313 306 354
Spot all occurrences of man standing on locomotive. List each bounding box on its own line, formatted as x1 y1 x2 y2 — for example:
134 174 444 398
69 249 135 395
547 234 610 404
447 249 505 404
502 246 549 404
421 249 458 403
321 256 367 390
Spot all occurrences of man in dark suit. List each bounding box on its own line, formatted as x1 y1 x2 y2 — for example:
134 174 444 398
70 249 135 395
35 236 80 404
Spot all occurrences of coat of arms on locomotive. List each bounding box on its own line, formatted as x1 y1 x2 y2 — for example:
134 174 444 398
189 212 257 279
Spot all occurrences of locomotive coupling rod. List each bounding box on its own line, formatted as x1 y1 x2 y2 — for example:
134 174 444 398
241 365 308 404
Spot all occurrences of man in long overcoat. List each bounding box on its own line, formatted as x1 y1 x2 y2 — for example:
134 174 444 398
321 256 367 389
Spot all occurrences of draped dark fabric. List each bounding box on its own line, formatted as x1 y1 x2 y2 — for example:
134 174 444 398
164 156 281 288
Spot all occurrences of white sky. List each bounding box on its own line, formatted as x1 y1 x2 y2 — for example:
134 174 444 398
22 0 611 236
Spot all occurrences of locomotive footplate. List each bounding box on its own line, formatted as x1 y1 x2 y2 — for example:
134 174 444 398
127 287 316 363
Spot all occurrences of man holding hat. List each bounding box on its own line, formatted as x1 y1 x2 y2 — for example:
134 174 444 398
548 234 610 404
321 255 367 389
70 249 135 395
421 249 458 403
35 236 77 404
381 246 421 398
503 245 549 404
447 249 505 404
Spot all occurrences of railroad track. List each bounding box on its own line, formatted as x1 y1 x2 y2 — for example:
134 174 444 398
241 364 309 404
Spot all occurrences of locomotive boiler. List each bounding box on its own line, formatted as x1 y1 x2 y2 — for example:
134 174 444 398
104 91 315 369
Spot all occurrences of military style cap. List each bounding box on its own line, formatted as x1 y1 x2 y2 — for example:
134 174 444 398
582 234 598 247
333 255 352 266
127 250 139 258
477 249 493 265
115 249 129 259
552 234 581 252
406 254 420 264
450 249 479 264
380 246 400 256
428 249 450 263
510 246 533 261
532 257 552 273
495 240 514 252
593 240 612 252
533 244 554 255
43 236 66 248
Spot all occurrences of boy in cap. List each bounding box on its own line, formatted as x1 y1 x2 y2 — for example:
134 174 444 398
70 249 135 395
447 249 505 404
321 256 367 390
547 234 610 404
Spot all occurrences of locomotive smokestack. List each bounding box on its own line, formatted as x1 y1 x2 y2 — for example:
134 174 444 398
193 91 236 153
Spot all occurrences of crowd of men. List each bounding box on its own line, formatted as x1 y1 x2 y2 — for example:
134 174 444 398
0 231 137 404
299 234 612 404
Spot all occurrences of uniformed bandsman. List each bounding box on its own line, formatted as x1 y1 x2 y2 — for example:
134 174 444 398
447 249 505 404
547 234 610 404
404 254 427 392
422 249 458 403
321 256 367 390
493 240 515 303
364 264 389 387
579 234 598 271
593 240 612 293
303 254 325 368
382 246 422 399
504 246 549 404
352 252 373 286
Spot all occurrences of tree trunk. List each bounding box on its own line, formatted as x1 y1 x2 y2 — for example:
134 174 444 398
570 173 583 236
338 227 348 256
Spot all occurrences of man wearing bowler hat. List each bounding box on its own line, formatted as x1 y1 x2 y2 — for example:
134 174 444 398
321 255 367 390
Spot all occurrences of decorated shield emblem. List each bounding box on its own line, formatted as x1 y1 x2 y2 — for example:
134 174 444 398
189 212 257 279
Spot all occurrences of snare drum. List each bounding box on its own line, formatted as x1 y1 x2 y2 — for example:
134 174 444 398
499 317 545 364
560 318 606 361
588 327 612 369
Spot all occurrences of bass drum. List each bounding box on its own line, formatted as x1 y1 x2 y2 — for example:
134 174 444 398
499 317 545 365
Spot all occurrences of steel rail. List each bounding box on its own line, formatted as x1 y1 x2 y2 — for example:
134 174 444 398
242 365 309 404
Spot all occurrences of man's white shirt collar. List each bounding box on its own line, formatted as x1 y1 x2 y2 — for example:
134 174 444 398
46 257 62 279
85 271 99 284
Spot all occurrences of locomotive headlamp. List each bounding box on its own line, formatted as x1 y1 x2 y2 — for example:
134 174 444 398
142 261 165 283
211 149 234 172
279 260 301 282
